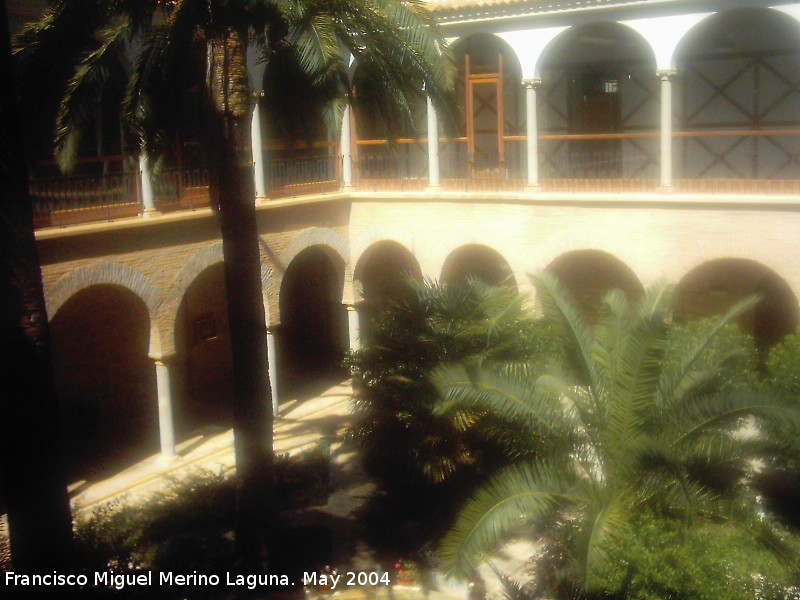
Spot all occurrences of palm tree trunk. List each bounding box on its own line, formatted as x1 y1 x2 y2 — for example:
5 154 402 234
0 0 74 571
205 31 275 570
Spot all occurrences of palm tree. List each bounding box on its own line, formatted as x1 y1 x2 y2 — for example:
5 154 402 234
434 272 794 593
0 0 74 570
15 0 453 568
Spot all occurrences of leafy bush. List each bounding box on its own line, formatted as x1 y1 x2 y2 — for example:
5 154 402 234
593 512 800 600
347 277 557 559
347 277 557 487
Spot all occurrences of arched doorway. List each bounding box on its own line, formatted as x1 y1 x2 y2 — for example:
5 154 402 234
50 285 156 481
355 240 423 343
175 263 234 433
674 259 799 350
279 246 348 397
546 250 644 323
538 22 658 184
674 8 800 184
441 244 516 289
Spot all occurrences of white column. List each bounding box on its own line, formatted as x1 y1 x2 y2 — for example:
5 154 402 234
426 96 441 189
154 359 176 460
341 104 354 189
658 69 676 191
139 154 159 216
523 78 542 191
267 329 280 418
346 305 361 351
251 94 268 202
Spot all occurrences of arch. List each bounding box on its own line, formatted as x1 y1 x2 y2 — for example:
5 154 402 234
161 242 273 354
546 249 644 323
47 260 161 356
673 7 800 180
497 27 569 80
174 263 235 431
275 227 350 303
441 244 517 289
278 245 349 398
536 21 659 182
353 239 422 294
50 284 157 481
674 258 799 350
449 33 526 176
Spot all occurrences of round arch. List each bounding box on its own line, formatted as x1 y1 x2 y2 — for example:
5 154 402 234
674 258 799 350
441 244 517 289
673 7 800 181
278 245 349 397
47 261 162 356
50 284 158 481
162 243 273 353
276 227 350 303
546 249 644 323
537 21 658 181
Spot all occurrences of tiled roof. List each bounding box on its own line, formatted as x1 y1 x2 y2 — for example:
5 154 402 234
424 0 659 14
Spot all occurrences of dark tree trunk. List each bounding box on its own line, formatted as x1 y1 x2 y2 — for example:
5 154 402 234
0 0 75 572
205 32 275 571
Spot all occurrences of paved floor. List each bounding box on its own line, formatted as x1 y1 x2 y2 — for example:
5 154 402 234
69 381 354 512
61 379 520 599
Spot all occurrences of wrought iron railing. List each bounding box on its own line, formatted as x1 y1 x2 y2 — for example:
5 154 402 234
154 168 210 212
267 155 341 198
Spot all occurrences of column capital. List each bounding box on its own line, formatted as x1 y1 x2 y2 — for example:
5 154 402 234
656 68 678 81
151 355 177 367
522 77 543 89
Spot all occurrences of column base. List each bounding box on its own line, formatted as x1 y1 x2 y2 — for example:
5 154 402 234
141 208 162 218
158 452 179 465
341 183 355 191
656 185 674 194
524 183 542 193
255 194 269 205
425 184 442 193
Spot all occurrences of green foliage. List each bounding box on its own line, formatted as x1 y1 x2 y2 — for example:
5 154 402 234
765 327 800 400
436 273 798 592
347 277 557 486
755 328 800 528
347 277 557 560
593 512 800 600
665 317 759 394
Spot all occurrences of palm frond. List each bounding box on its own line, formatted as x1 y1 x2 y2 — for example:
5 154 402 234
438 462 579 578
433 363 579 441
55 16 131 171
658 295 761 407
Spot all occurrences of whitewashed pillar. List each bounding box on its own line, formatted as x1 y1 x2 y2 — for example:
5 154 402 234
154 358 176 460
427 96 441 189
346 305 361 351
341 104 354 189
658 69 677 191
252 92 268 202
139 154 159 216
267 328 280 418
522 78 542 191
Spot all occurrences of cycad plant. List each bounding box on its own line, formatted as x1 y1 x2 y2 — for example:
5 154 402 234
435 272 795 594
14 0 453 568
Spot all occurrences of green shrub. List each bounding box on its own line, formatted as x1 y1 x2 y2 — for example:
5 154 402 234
593 512 800 600
765 327 800 400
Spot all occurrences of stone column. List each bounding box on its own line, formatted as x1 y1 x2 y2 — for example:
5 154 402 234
523 78 542 191
341 104 354 189
139 154 159 216
658 69 677 191
426 96 441 189
252 92 268 202
154 358 176 460
346 305 361 352
267 328 280 418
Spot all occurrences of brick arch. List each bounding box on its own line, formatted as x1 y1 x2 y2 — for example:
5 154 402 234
160 243 274 355
47 260 162 357
274 227 351 303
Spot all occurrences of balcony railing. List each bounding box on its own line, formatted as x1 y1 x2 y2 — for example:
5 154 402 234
29 130 800 229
